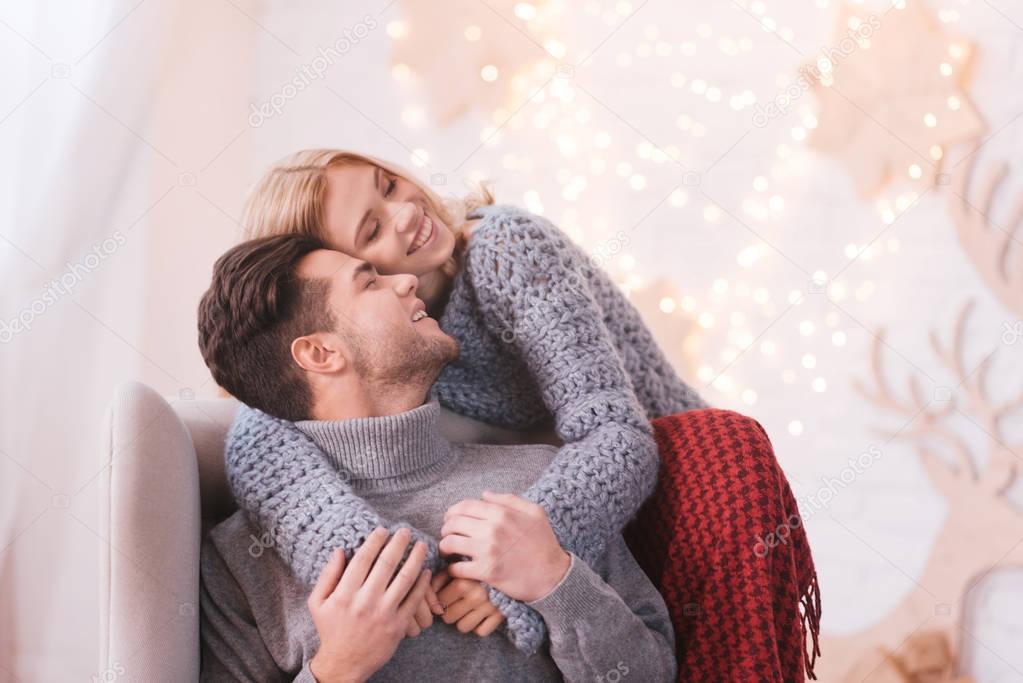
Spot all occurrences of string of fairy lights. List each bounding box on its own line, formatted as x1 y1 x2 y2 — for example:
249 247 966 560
384 0 977 439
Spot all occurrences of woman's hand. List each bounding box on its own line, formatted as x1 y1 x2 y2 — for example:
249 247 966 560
431 568 506 636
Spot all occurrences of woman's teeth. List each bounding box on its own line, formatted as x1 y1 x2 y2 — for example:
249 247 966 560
408 216 434 254
411 310 428 322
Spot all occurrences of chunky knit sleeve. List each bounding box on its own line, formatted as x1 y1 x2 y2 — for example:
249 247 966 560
225 403 553 655
223 405 441 585
463 206 659 566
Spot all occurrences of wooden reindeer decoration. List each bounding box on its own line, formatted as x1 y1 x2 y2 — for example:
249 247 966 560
815 156 1023 682
950 154 1023 319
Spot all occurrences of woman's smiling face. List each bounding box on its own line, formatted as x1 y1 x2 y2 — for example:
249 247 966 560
319 162 456 277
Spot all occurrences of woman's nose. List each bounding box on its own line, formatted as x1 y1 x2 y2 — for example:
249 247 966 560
391 203 418 234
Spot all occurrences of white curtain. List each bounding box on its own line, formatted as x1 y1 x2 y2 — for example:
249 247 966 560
0 1 254 678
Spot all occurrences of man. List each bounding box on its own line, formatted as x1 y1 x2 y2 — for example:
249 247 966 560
196 234 677 682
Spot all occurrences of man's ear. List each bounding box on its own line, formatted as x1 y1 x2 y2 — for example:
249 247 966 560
291 333 347 375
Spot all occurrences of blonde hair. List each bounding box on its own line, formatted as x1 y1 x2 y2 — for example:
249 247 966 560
241 149 494 278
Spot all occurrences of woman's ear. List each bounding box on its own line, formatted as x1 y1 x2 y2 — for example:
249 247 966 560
291 333 347 375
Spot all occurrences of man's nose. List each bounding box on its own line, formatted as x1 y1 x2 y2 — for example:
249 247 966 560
392 272 419 296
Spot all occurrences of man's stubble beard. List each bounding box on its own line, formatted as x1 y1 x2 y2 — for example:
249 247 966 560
351 327 460 394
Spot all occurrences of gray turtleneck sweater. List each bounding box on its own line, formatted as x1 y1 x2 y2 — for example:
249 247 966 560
200 401 676 682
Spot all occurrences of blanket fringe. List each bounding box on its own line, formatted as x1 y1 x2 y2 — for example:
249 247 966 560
800 571 822 680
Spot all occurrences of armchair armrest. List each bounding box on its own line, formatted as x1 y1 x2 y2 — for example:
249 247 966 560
98 381 201 682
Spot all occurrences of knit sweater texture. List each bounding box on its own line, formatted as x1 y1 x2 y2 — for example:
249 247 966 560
201 401 676 682
223 203 709 653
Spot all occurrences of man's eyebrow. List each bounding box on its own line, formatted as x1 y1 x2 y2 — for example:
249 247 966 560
353 167 382 244
351 261 374 282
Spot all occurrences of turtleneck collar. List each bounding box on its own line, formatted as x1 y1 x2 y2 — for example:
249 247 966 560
294 399 454 494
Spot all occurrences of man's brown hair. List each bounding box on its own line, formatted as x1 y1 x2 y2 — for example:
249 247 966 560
197 234 336 421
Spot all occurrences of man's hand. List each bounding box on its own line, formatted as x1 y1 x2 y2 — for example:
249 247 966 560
431 568 506 636
406 580 444 637
307 527 432 683
439 491 570 603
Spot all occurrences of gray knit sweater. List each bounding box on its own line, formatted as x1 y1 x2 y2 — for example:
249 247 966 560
201 401 677 682
223 203 709 653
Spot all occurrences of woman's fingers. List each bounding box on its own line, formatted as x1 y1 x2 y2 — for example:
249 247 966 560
430 568 451 594
363 528 413 594
474 612 505 637
454 609 489 634
336 527 389 594
436 578 480 609
308 548 345 609
440 595 481 624
382 539 427 605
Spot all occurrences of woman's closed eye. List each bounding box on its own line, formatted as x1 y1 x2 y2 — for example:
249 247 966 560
365 177 397 244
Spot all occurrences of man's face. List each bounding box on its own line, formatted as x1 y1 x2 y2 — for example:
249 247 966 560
295 248 458 387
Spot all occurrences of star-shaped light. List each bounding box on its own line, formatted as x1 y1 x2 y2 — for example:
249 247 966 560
390 0 559 125
808 0 985 197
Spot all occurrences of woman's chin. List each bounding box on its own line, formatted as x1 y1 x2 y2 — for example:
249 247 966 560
414 236 455 270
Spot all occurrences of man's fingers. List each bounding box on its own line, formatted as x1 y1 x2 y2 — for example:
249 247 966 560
414 595 433 627
382 539 427 605
474 612 505 637
439 515 488 540
446 559 485 582
413 597 433 630
404 618 421 638
363 528 413 594
438 533 477 558
336 527 389 594
308 548 345 608
481 490 537 515
444 499 500 522
425 581 445 615
397 569 433 620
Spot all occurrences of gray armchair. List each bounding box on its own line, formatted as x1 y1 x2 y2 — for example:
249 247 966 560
97 381 559 682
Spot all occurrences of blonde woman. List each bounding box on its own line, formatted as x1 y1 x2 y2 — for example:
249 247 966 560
223 149 821 680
